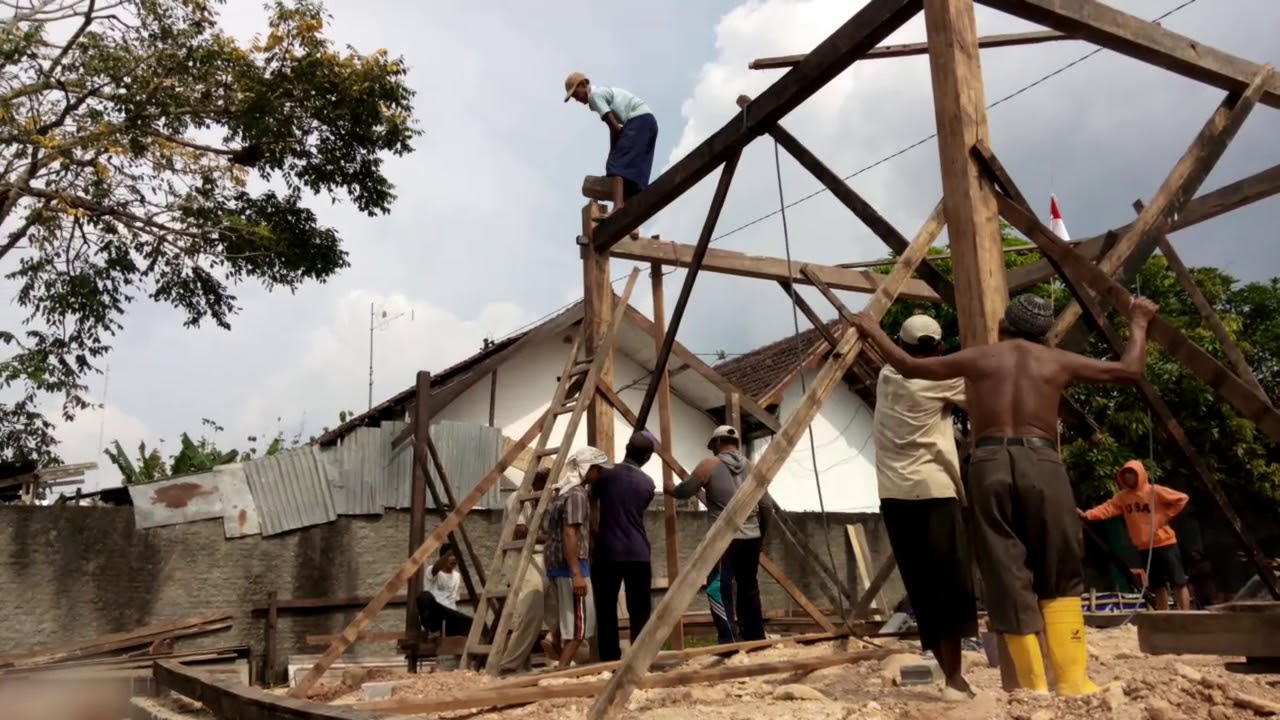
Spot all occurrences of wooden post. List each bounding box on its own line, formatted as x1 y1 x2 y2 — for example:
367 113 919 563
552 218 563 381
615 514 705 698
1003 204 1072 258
649 263 685 650
923 0 1008 347
264 590 278 687
405 370 432 673
725 392 742 437
583 201 615 457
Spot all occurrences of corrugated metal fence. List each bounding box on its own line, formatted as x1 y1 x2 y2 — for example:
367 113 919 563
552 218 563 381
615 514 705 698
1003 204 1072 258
127 420 502 539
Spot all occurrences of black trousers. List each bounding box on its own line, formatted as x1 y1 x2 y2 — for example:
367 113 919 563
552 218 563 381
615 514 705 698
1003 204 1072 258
881 497 979 651
591 560 652 662
720 537 766 642
416 591 473 637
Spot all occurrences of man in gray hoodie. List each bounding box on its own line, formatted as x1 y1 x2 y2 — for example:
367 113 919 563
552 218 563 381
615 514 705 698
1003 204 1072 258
668 425 772 642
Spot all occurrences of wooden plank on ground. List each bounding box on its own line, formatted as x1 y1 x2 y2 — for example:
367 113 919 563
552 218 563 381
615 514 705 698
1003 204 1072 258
0 611 232 669
155 660 383 719
1135 610 1280 657
362 648 896 714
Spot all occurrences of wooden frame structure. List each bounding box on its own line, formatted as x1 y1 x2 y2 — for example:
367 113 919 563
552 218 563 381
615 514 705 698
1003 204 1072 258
167 1 1280 718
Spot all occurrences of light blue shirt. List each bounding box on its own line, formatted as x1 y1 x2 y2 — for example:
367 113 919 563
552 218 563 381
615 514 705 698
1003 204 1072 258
587 86 651 124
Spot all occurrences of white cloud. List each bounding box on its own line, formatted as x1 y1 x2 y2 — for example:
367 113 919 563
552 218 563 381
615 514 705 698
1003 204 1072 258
48 397 150 494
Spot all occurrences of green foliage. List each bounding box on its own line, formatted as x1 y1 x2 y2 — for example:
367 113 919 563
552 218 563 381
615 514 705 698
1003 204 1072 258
872 226 1280 507
106 417 303 484
0 0 420 465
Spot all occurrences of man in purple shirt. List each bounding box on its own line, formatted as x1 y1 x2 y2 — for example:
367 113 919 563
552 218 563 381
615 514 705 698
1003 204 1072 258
590 431 657 661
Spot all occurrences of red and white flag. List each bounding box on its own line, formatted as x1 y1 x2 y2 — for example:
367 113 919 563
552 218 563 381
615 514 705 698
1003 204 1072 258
1049 194 1070 241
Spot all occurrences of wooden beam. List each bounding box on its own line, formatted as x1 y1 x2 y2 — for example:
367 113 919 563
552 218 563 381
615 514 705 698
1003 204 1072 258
156 661 382 720
1047 66 1272 349
846 524 887 617
994 192 1280 600
590 0 922 250
610 237 942 303
778 282 841 349
368 648 894 715
648 263 684 650
288 413 548 698
1008 163 1280 294
635 150 742 430
750 29 1069 70
1148 208 1269 401
976 0 1280 109
405 371 432 672
583 201 615 457
622 304 782 433
1136 609 1280 657
747 97 954 305
924 0 1007 348
586 184 942 720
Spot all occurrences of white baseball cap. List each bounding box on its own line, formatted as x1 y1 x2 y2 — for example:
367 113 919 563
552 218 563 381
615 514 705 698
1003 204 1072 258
569 446 613 471
899 314 943 345
707 425 740 449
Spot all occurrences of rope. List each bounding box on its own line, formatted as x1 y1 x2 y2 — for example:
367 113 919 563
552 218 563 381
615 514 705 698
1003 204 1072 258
771 138 847 620
1120 271 1159 624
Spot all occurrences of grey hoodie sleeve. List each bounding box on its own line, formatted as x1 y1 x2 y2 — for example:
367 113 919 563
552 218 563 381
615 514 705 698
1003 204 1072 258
670 475 703 500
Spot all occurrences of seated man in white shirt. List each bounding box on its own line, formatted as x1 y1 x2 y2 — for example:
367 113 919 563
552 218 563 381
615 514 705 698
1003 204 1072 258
417 544 472 637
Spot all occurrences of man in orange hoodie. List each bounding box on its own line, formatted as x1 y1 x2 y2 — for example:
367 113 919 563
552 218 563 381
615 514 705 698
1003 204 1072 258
1078 460 1191 610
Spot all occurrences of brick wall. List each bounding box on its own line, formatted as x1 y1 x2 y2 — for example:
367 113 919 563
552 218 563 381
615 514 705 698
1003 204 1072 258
0 505 898 669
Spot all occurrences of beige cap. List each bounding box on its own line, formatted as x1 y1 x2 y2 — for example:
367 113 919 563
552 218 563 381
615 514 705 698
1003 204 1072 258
899 314 943 345
564 71 588 102
707 424 739 449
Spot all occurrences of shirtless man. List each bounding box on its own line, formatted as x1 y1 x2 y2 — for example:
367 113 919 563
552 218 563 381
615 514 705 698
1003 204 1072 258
851 293 1158 697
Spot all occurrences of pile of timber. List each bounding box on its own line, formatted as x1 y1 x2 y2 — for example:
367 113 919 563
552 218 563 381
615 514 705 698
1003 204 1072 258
1135 601 1280 660
0 611 242 683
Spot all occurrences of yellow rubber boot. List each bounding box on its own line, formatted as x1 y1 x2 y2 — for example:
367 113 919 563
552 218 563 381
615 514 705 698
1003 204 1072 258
1040 597 1101 696
1000 633 1049 693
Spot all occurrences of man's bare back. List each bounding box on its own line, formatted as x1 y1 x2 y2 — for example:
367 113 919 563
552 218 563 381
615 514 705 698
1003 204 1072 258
853 297 1158 441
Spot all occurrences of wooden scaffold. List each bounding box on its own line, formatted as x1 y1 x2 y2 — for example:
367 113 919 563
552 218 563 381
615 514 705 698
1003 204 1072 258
270 0 1280 717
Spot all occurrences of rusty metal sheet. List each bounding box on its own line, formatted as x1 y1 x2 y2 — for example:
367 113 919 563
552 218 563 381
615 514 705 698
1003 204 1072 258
243 446 338 536
216 463 260 539
128 473 224 529
383 421 413 509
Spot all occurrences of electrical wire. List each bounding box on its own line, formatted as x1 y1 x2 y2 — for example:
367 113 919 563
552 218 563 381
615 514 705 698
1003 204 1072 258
773 138 847 620
707 0 1204 247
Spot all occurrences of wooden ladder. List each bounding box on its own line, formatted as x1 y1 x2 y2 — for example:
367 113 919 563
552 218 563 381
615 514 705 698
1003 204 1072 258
462 268 640 673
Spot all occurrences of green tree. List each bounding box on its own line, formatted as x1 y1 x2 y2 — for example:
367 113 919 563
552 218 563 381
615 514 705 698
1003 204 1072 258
0 0 419 465
872 227 1280 507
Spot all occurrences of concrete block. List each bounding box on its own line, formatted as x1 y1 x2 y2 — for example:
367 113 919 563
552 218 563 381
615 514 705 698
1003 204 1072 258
361 680 410 702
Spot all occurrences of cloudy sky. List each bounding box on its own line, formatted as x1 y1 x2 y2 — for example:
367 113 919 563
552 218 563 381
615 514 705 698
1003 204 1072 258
21 0 1280 492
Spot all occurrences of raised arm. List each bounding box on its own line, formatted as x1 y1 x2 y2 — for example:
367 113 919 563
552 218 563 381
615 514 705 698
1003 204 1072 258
670 456 718 500
851 312 981 382
1059 297 1158 385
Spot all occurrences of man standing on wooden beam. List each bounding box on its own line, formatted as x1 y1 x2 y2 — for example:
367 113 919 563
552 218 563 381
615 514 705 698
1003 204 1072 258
871 314 979 701
852 293 1159 697
564 72 659 216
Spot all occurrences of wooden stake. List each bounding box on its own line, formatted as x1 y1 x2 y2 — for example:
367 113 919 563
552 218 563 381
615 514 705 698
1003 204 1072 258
288 414 549 698
583 201 615 457
1048 66 1272 349
850 553 898 620
586 188 942 720
635 150 742 430
922 0 1007 347
405 370 432 672
648 262 685 650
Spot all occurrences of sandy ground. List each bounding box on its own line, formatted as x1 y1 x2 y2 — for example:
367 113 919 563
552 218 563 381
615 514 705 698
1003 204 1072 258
306 626 1280 719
